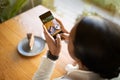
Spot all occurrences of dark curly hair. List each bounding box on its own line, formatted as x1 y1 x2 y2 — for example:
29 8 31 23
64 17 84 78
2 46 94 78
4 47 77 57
73 16 120 79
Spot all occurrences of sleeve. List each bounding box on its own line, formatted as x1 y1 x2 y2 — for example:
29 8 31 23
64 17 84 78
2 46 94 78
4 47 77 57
32 56 56 80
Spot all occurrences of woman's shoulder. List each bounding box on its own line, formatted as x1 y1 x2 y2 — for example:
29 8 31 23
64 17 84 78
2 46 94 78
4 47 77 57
68 70 103 80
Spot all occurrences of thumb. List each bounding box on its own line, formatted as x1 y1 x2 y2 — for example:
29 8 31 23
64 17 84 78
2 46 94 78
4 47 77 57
43 25 53 38
56 34 61 49
43 25 48 34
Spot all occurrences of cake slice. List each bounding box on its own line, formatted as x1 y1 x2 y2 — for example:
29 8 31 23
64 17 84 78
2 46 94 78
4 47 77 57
27 33 34 50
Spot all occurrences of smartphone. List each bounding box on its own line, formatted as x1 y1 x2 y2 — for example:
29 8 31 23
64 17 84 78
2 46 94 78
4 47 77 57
39 11 62 38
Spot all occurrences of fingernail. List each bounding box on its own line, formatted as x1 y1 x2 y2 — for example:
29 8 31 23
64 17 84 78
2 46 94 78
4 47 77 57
57 34 60 38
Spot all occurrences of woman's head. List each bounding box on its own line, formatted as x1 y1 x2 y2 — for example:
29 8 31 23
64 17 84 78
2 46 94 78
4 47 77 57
68 15 120 79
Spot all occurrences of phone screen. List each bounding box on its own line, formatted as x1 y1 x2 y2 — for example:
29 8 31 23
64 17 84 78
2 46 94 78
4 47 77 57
39 11 62 38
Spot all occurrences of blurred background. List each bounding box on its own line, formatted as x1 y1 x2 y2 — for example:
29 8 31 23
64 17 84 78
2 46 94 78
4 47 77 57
0 0 120 27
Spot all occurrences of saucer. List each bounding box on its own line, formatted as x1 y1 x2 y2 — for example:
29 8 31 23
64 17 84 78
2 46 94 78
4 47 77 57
17 36 45 56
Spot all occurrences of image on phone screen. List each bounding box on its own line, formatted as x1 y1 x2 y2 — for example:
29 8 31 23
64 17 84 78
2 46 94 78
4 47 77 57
39 11 62 38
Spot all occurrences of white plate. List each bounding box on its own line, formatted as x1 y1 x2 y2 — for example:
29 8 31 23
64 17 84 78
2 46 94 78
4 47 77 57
17 36 45 56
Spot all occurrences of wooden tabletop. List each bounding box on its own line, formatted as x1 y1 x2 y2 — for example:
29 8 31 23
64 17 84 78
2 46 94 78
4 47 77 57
0 5 74 80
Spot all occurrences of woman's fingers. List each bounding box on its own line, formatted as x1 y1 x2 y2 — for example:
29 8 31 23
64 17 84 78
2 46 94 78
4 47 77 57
56 34 61 49
43 25 61 56
55 18 69 33
43 25 50 36
60 33 69 41
43 25 55 41
62 26 69 33
54 34 61 56
43 25 55 49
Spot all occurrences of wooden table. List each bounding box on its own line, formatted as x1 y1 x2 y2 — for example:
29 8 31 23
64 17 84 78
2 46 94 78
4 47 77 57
0 5 74 80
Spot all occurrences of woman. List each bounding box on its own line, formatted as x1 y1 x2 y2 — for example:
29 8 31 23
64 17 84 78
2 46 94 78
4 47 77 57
32 15 120 80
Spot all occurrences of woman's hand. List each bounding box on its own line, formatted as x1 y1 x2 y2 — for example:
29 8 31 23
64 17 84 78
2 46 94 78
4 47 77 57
55 18 69 33
55 18 69 41
43 25 61 56
60 33 69 41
